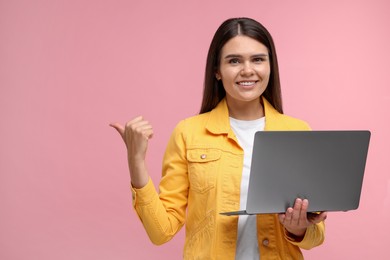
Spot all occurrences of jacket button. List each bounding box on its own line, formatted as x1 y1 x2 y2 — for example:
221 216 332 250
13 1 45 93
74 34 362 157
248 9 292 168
200 154 207 159
262 239 269 246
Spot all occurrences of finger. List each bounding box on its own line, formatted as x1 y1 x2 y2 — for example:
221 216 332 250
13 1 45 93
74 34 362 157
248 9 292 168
122 116 146 135
131 127 154 141
127 115 148 126
291 198 303 225
143 128 154 140
125 118 150 131
299 199 309 223
109 123 125 137
278 213 286 224
319 211 328 222
126 120 153 139
310 211 328 224
284 207 294 224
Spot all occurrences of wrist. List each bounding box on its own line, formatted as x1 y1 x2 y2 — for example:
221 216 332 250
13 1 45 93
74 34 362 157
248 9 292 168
128 158 149 188
285 228 306 241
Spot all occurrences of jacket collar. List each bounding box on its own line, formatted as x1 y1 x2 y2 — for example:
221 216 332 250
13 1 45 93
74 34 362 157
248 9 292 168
206 96 283 135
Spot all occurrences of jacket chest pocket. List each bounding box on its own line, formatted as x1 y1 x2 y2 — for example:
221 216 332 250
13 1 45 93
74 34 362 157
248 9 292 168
187 149 221 193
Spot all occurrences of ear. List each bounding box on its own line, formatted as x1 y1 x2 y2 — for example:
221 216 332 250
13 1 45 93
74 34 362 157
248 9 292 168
215 72 221 80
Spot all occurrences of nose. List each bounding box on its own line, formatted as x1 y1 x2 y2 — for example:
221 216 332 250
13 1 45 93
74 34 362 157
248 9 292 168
240 61 254 76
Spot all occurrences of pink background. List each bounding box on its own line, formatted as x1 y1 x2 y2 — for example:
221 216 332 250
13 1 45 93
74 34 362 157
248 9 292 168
1 0 389 259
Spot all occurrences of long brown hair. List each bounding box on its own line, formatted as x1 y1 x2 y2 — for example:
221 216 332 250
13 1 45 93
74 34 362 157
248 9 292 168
199 17 283 114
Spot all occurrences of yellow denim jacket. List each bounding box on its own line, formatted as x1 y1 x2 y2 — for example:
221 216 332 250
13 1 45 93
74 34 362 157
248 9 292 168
131 97 325 259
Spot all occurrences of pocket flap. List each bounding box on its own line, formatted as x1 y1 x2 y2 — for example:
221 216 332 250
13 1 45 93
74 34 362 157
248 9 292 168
187 149 221 163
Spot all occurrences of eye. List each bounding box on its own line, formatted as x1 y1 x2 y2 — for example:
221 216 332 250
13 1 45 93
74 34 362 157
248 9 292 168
253 57 265 63
228 58 240 64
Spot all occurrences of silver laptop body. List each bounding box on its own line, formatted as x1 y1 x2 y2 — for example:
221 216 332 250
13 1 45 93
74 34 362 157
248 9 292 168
220 130 371 216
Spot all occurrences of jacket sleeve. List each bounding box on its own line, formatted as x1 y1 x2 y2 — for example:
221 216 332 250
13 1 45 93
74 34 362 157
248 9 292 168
284 221 325 250
131 120 189 245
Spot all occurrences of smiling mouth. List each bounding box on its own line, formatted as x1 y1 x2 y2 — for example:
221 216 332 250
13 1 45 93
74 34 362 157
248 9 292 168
236 81 258 86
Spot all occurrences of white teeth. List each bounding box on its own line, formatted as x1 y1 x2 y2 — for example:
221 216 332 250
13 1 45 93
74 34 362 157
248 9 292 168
238 81 255 86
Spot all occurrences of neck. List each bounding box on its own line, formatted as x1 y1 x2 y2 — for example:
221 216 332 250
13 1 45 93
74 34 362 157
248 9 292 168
226 98 264 120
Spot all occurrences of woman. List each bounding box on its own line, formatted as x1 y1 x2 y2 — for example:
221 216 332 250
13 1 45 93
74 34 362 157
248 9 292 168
111 17 327 260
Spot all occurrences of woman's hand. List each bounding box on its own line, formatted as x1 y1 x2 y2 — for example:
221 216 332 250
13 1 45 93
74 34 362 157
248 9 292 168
278 198 327 239
110 116 153 188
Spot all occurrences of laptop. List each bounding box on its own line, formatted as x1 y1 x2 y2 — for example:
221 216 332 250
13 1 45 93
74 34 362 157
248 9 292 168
220 130 371 216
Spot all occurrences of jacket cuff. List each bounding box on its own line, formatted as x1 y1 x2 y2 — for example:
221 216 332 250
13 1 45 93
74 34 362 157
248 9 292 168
130 177 157 207
284 223 324 250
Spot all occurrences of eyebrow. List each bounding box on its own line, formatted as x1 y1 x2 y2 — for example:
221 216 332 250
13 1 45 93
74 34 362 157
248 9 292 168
224 53 268 59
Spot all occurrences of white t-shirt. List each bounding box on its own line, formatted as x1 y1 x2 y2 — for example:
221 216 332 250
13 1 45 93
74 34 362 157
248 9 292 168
230 117 265 260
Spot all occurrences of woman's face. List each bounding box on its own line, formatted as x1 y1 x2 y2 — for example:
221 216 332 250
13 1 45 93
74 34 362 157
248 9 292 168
217 35 270 107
